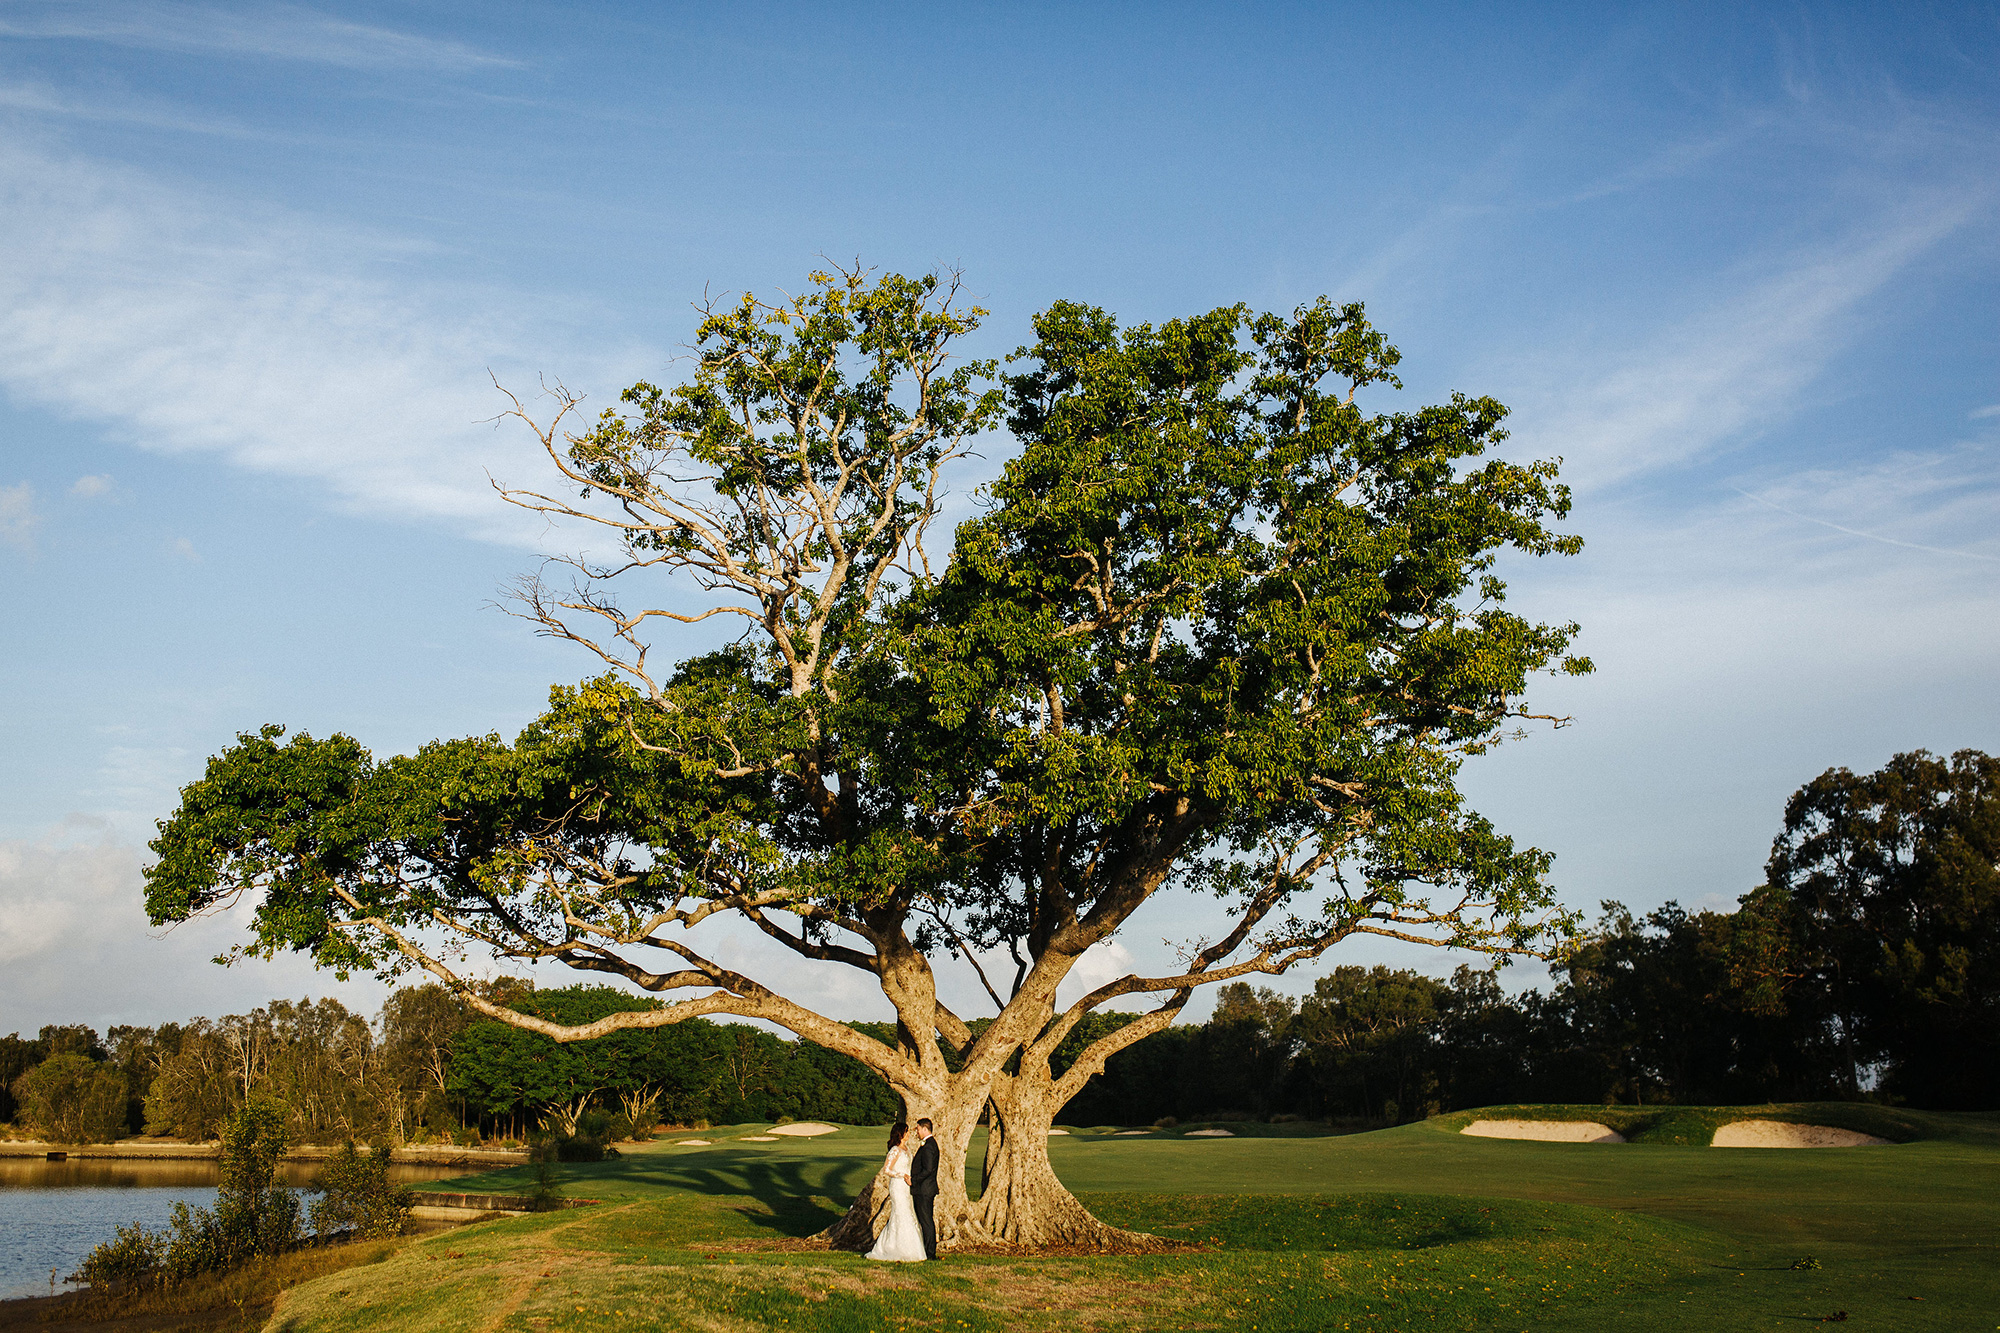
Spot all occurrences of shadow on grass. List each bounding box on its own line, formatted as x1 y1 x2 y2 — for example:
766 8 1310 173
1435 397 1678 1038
667 1158 854 1237
449 1150 870 1239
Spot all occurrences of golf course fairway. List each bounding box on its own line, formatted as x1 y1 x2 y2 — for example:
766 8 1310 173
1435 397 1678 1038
265 1106 1998 1332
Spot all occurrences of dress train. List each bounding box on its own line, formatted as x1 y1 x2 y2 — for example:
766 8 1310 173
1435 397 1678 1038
866 1149 927 1262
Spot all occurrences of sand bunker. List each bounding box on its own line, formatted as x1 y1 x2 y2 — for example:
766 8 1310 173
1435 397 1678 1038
739 1135 777 1142
1711 1120 1891 1148
1113 1130 1152 1136
766 1122 839 1137
1184 1129 1235 1137
1047 1129 1070 1136
674 1139 711 1146
1461 1119 1625 1143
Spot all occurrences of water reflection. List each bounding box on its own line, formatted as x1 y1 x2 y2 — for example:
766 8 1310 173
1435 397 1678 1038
0 1158 474 1302
1 1185 215 1301
0 1157 469 1189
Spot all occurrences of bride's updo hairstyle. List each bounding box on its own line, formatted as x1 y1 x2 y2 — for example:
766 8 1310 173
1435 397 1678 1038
886 1122 908 1151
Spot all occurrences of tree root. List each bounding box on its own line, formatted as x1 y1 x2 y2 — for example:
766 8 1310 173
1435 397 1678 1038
816 1177 892 1253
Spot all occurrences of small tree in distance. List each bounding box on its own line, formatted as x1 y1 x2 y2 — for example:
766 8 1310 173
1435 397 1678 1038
146 265 1589 1250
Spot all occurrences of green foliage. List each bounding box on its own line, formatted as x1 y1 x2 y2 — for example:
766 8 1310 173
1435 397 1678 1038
1297 967 1440 1122
60 1238 404 1333
533 1107 620 1162
140 276 1587 1130
104 1023 183 1136
1744 748 2000 1108
0 1032 41 1122
141 1021 239 1139
899 295 1588 957
526 1147 566 1211
139 998 407 1144
71 1096 303 1289
1551 902 1836 1106
444 986 900 1129
164 1096 304 1279
309 1142 413 1238
378 983 473 1141
68 1222 164 1287
9 1050 128 1143
3 1024 175 1137
38 1023 106 1060
219 1094 289 1193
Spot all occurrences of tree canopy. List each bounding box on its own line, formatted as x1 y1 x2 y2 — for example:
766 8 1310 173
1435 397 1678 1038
145 266 1589 1248
1732 748 1999 1108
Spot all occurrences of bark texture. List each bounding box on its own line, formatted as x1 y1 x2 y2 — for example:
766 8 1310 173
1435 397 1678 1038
818 1080 1161 1254
960 1083 1162 1252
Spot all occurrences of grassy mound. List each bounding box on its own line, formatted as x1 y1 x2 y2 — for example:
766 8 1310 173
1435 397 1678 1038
267 1191 1729 1333
231 1110 1998 1331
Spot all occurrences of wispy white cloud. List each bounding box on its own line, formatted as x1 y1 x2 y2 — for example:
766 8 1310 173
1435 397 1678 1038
1553 121 1767 208
0 136 655 544
1056 939 1141 1010
91 745 193 826
1500 189 1988 493
1972 403 2000 420
1453 440 2000 927
0 825 392 1029
0 78 269 138
1528 442 2000 702
0 1 519 72
1732 441 2000 564
70 473 112 497
0 481 40 549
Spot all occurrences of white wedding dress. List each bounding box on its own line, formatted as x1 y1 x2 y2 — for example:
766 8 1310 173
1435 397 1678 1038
866 1147 928 1262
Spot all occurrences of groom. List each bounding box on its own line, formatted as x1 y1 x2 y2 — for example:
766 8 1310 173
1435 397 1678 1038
909 1117 940 1260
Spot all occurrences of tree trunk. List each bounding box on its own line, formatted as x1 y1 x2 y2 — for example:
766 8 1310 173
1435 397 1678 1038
959 1080 1160 1252
818 1076 1157 1253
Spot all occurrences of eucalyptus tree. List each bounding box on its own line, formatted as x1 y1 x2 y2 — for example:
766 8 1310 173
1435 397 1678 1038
147 265 1589 1249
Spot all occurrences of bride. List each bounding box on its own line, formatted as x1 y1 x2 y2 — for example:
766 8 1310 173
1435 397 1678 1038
866 1123 928 1262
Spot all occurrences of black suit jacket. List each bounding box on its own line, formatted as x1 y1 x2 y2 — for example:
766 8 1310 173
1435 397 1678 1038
909 1136 940 1198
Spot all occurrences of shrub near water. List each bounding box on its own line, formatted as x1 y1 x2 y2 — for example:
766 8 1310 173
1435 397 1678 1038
309 1142 414 1238
161 1095 303 1279
70 1222 165 1287
70 1095 303 1288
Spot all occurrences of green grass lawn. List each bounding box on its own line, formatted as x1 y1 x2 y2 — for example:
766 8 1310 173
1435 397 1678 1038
261 1106 2000 1332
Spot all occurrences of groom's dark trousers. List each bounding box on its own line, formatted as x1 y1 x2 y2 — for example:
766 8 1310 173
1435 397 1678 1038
910 1136 941 1260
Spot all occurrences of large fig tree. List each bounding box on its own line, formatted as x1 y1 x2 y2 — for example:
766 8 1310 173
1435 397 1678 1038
147 266 1589 1250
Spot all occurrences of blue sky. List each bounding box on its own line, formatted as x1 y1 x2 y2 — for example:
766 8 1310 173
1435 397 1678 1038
2 1 1997 1033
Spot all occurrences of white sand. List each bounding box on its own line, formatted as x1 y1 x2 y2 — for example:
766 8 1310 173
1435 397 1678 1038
1113 1130 1152 1136
1711 1120 1891 1148
674 1139 711 1146
1184 1129 1235 1137
1460 1119 1625 1143
1046 1129 1070 1136
739 1135 777 1141
766 1122 840 1137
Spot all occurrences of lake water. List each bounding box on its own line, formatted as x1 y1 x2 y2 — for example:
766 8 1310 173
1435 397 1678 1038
0 1158 473 1301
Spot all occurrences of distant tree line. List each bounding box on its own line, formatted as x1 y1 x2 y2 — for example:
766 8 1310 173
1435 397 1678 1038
6 750 1992 1143
1072 748 1997 1121
0 982 909 1146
